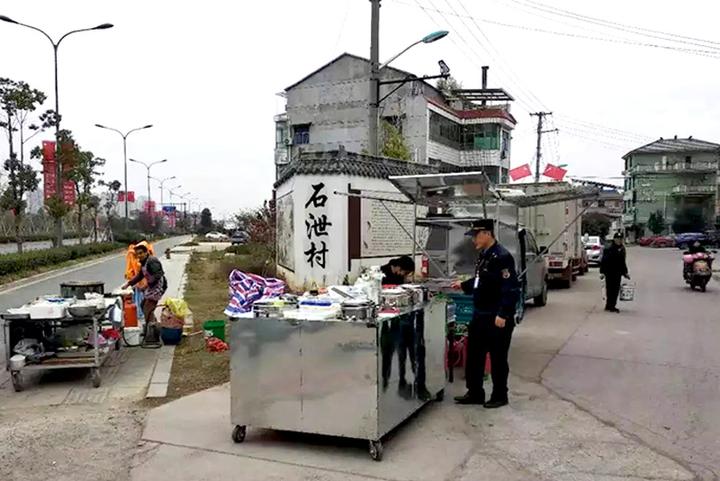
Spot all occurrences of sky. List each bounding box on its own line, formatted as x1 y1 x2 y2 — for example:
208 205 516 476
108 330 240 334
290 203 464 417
1 0 719 218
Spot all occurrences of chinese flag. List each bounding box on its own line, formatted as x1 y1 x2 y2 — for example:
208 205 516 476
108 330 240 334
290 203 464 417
509 163 532 181
117 191 126 202
543 164 568 181
127 191 135 202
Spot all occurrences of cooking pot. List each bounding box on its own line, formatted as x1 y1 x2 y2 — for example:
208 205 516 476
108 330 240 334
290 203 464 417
400 284 429 306
380 289 411 310
340 300 376 321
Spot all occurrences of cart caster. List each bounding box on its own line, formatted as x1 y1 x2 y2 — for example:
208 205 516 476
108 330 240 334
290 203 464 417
369 440 383 462
232 425 247 443
91 368 102 388
11 371 23 392
434 389 445 402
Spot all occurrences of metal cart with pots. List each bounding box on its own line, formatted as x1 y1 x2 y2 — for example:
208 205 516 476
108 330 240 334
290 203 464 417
229 297 447 461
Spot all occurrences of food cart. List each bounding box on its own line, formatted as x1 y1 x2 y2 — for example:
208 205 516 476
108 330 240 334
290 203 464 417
2 282 124 392
229 292 447 461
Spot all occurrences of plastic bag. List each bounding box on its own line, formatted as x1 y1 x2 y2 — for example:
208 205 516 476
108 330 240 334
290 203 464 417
13 338 42 357
164 298 190 319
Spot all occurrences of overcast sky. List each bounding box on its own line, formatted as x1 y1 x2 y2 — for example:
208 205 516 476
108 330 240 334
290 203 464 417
2 0 719 218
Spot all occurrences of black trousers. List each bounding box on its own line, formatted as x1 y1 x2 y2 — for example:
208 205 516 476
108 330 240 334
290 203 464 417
466 315 514 401
605 274 622 309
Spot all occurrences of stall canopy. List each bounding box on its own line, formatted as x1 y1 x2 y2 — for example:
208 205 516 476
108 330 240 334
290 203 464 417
388 172 600 208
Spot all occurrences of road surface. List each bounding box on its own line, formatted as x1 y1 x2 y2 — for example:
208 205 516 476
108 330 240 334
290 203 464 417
514 247 720 479
0 236 190 374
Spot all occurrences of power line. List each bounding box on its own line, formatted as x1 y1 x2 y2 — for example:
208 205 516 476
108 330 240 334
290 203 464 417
512 0 720 50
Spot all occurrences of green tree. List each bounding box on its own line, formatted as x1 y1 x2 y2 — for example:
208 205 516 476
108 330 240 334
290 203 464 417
65 148 105 244
581 213 612 237
436 76 462 98
381 120 411 160
0 78 48 252
200 208 213 234
647 210 666 235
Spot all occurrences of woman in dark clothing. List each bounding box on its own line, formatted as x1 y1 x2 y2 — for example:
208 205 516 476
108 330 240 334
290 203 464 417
600 232 630 312
123 244 167 340
380 256 415 285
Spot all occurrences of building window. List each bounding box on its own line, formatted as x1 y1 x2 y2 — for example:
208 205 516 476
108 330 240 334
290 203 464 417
501 130 511 159
685 156 692 168
293 124 310 145
275 123 288 147
462 123 500 150
598 200 606 208
429 111 461 149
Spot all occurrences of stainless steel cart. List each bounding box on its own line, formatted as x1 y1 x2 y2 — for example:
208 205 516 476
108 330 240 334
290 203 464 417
3 307 120 392
229 297 447 461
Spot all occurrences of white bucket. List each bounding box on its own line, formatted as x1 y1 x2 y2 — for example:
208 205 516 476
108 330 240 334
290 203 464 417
620 282 636 301
9 354 25 370
123 327 142 346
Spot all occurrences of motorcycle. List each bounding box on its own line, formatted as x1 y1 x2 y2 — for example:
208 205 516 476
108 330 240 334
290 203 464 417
682 251 714 291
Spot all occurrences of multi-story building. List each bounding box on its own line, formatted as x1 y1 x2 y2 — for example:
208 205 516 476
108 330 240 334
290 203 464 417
622 137 720 235
275 53 516 182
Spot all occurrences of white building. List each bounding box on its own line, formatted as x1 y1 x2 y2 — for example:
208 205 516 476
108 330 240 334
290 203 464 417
275 149 434 290
275 53 516 183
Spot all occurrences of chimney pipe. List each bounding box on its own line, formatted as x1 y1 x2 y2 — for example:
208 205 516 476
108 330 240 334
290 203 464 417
481 66 489 106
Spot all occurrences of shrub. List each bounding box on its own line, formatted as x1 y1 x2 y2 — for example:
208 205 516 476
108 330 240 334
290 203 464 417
0 242 122 277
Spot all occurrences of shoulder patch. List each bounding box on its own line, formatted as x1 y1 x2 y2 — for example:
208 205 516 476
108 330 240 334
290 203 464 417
502 268 510 279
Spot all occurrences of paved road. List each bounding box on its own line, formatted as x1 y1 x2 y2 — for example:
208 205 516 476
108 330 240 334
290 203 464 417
0 236 190 374
526 247 720 479
0 238 81 255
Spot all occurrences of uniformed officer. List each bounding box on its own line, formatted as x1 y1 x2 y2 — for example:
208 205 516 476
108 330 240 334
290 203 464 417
452 219 520 408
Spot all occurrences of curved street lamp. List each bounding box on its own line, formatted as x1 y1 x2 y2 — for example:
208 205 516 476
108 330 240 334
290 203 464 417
150 175 176 206
379 30 449 70
1 15 113 245
95 124 153 227
129 158 167 207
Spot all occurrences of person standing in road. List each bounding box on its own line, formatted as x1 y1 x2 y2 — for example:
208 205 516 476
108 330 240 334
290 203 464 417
600 232 630 313
451 219 520 409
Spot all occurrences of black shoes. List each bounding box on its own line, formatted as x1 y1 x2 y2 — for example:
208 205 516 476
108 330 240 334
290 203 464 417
483 399 509 409
605 307 620 313
454 392 485 405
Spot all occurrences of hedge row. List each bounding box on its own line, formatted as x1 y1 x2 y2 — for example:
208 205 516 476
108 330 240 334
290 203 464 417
0 232 81 244
0 242 122 277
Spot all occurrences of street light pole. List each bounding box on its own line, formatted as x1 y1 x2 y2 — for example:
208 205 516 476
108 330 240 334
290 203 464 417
150 175 176 206
1 15 113 246
366 2 448 156
129 158 167 209
95 124 153 230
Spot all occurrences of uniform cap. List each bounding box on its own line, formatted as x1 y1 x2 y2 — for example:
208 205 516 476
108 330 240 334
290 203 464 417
465 219 494 236
613 232 624 239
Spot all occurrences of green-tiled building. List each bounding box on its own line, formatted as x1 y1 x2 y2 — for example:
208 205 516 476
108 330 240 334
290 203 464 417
623 137 720 236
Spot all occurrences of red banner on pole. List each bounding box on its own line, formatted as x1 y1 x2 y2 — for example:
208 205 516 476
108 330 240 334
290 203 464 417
543 164 568 181
63 180 76 206
42 141 56 163
509 163 532 181
127 191 135 203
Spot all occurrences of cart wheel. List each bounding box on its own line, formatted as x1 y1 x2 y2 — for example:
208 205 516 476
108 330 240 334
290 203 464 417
369 440 384 462
91 368 102 388
10 371 23 392
232 425 247 443
434 389 445 402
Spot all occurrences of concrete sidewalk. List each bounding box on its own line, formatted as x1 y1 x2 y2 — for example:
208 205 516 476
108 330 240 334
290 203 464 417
131 376 693 481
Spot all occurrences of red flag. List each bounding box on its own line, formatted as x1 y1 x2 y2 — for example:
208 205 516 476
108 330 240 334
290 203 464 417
42 141 56 163
509 163 532 181
543 164 567 181
127 191 135 202
117 191 126 202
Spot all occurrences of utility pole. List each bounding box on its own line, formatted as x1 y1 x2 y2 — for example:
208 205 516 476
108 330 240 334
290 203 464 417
368 0 381 156
530 112 557 182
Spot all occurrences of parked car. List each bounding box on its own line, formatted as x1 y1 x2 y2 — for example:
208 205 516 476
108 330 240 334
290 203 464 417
583 236 603 266
230 231 249 245
674 232 708 250
705 230 720 248
637 236 655 247
649 235 676 248
205 231 228 241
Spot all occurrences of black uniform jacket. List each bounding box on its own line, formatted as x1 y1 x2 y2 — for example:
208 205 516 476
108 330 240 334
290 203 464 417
460 242 520 321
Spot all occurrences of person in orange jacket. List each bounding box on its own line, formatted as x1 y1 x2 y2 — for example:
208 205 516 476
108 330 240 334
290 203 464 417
125 239 155 320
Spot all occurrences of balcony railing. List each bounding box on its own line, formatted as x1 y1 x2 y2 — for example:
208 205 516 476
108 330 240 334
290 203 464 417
671 184 715 195
626 162 717 174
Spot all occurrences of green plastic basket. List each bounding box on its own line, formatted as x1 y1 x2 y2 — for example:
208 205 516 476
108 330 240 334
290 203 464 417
448 293 474 325
203 320 226 341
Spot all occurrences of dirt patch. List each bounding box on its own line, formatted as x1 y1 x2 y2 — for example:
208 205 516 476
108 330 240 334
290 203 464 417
164 247 275 402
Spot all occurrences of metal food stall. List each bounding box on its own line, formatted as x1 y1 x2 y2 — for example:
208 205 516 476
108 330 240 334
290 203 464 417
230 292 447 461
2 282 124 392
